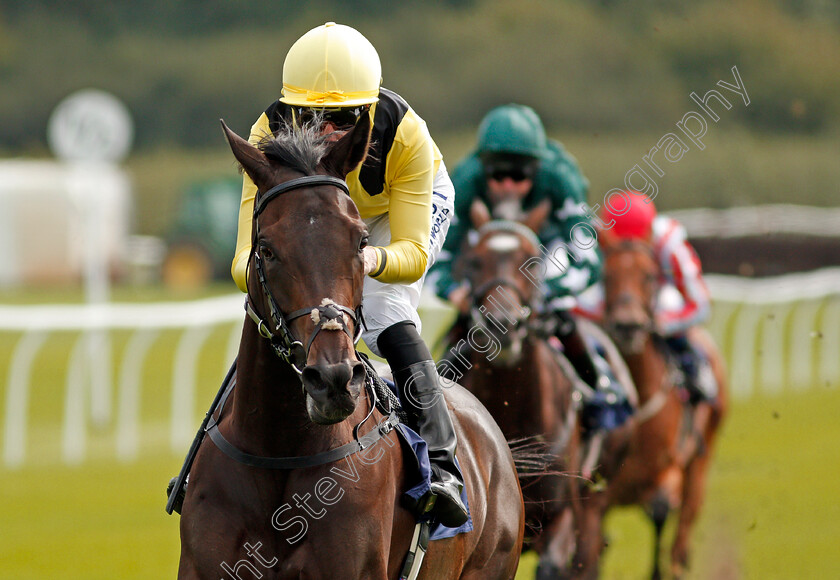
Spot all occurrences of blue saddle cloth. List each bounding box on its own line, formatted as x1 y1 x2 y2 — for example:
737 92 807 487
382 378 473 541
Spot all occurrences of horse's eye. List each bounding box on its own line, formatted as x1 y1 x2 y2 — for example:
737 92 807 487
359 235 369 252
260 244 275 261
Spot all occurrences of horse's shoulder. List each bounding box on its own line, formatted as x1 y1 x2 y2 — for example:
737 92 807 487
442 381 485 415
443 382 509 445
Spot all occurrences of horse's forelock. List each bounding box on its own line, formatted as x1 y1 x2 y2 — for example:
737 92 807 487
258 117 328 176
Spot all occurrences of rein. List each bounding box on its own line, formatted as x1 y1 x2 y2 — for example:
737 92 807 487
246 174 364 374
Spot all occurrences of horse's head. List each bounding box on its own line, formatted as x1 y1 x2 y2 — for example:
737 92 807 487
222 113 372 425
460 202 548 366
599 228 659 355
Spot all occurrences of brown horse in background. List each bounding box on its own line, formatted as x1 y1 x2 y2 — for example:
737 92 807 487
443 201 627 579
177 116 524 579
597 232 728 580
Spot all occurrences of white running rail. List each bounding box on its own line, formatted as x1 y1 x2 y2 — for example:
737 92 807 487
1 294 245 468
2 269 840 468
670 204 840 238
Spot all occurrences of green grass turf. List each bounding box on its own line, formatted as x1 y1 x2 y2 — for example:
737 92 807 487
1 386 838 579
0 455 182 579
517 385 840 579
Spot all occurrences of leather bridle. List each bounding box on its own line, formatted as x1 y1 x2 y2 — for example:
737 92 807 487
245 175 364 375
203 174 398 472
601 239 660 328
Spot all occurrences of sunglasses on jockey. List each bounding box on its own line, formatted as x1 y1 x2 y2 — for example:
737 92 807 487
290 104 371 130
484 162 537 183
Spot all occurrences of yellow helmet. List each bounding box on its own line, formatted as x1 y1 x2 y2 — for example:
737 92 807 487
281 22 382 108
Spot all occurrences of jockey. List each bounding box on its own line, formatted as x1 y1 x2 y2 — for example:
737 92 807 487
428 104 627 432
230 22 467 527
597 194 718 430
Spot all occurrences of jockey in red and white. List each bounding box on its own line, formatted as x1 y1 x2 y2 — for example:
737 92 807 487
628 198 710 338
581 193 718 408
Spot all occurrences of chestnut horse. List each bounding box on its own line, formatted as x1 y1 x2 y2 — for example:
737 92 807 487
177 116 524 579
598 233 727 580
443 204 627 579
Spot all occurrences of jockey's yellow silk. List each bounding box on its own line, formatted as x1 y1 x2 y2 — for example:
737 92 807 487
231 103 441 292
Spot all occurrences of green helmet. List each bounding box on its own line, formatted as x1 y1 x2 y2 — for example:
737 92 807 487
476 104 547 159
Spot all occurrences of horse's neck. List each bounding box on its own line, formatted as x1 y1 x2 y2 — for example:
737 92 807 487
624 335 668 403
228 324 362 457
470 337 568 437
533 338 575 429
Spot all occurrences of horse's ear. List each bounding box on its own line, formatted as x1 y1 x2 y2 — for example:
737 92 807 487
470 199 492 229
321 112 372 178
521 198 551 234
220 119 273 190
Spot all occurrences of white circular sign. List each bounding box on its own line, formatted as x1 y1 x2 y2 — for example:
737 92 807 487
48 89 134 162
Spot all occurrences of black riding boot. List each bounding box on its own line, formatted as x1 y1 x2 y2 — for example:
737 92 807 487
379 322 469 528
665 334 717 459
554 310 633 433
555 310 610 391
665 334 717 404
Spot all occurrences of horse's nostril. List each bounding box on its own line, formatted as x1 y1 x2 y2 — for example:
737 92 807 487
301 361 359 424
350 361 366 384
616 322 640 335
302 362 361 395
301 366 325 390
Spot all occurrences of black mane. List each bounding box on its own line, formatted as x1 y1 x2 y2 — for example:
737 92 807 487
258 116 328 175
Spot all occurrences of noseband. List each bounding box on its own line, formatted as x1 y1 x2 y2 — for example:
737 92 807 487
245 175 364 375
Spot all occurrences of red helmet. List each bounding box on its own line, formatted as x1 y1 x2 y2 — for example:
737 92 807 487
599 191 657 239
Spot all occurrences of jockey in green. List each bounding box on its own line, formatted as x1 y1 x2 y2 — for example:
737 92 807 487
428 104 629 433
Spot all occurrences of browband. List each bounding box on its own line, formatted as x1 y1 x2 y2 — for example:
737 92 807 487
254 175 350 218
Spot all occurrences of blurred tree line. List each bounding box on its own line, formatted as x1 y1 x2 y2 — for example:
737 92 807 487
0 0 838 154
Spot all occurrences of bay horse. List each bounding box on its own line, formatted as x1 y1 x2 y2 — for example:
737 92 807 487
443 203 624 579
597 230 728 580
177 115 524 578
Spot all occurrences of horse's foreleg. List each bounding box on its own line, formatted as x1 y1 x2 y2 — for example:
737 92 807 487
673 370 726 579
648 491 669 580
670 442 713 579
535 506 576 580
572 488 610 580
